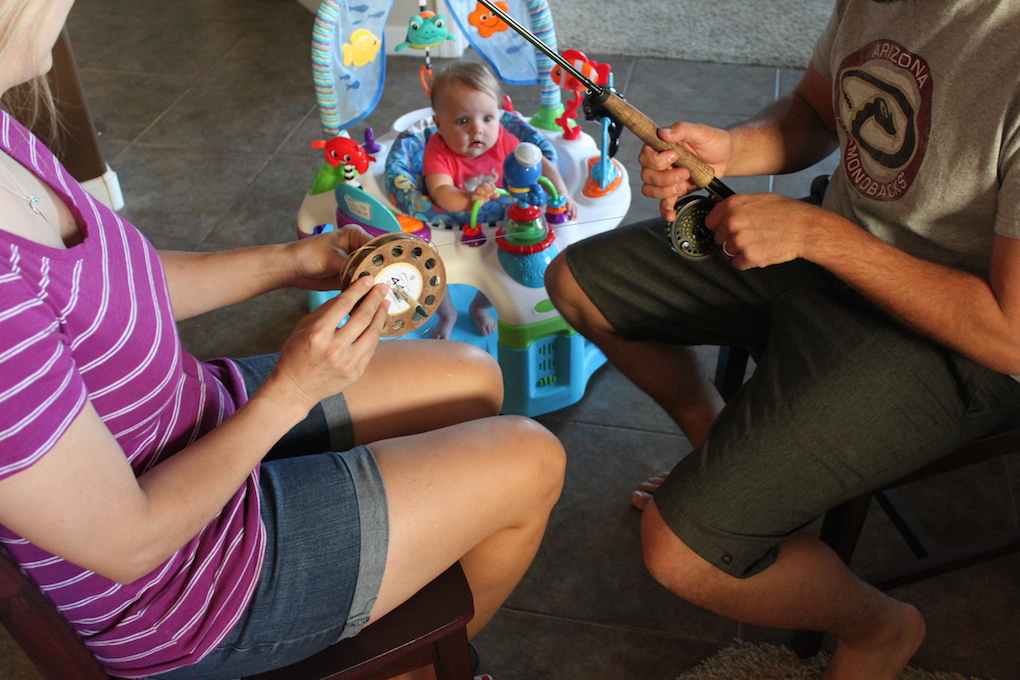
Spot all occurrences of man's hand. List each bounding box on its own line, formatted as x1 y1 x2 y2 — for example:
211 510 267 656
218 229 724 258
705 193 854 270
639 122 734 222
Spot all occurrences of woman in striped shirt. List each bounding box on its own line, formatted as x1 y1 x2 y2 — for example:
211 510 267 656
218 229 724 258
0 2 566 678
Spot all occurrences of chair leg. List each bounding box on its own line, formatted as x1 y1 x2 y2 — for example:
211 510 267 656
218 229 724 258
715 346 750 401
432 627 474 680
867 529 1020 591
818 494 872 565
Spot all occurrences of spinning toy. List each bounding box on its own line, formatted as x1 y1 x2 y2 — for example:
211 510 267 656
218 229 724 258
341 232 447 337
298 0 634 416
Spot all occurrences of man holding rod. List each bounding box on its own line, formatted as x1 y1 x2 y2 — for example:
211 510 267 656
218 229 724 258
538 0 1020 677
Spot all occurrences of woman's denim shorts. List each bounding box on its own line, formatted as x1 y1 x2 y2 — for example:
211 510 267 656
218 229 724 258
145 354 389 680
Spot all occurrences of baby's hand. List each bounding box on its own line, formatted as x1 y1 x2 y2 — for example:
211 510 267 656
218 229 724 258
470 182 499 205
563 195 579 220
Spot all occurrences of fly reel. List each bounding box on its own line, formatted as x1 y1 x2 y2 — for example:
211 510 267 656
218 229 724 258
341 232 446 337
666 195 720 260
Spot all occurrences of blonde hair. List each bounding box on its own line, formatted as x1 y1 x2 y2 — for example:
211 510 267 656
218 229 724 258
430 62 502 110
0 0 58 134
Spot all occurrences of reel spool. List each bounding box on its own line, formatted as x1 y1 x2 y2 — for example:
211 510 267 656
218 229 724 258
341 232 446 337
666 195 720 260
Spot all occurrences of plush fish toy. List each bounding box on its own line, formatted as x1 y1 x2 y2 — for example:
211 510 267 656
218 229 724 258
341 28 382 67
394 11 457 51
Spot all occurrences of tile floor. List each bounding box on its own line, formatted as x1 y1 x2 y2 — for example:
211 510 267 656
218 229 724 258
3 0 1019 678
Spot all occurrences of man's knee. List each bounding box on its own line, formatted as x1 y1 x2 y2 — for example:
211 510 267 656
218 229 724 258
544 253 574 312
640 502 727 607
545 252 610 337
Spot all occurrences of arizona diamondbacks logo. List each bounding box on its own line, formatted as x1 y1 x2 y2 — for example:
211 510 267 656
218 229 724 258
835 40 931 201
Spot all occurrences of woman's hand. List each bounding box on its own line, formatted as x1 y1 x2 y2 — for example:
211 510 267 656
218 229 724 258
286 225 375 291
639 122 734 222
264 275 391 415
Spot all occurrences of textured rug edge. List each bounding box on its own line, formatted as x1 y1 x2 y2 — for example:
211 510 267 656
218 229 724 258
677 641 996 680
548 0 834 69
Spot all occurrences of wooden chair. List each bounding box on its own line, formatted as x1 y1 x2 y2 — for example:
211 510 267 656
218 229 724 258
715 347 1020 657
0 547 475 680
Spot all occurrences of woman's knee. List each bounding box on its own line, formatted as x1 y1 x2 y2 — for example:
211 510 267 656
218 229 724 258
401 339 504 416
443 341 505 414
496 415 566 507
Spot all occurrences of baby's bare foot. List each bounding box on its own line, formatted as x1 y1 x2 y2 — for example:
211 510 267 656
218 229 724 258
431 313 457 340
469 300 497 336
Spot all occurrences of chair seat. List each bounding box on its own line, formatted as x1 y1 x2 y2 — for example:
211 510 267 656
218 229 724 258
244 562 475 680
0 547 474 680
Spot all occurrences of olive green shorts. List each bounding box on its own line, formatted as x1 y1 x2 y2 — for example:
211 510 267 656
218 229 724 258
566 217 1020 578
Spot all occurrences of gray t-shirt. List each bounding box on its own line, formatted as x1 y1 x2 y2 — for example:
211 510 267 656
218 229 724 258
812 0 1020 276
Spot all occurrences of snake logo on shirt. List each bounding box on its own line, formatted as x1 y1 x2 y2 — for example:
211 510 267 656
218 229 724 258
835 40 931 201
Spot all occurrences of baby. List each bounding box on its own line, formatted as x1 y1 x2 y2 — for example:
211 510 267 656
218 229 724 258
423 62 577 339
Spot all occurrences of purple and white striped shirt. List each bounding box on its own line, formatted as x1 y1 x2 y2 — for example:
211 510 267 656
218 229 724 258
0 111 265 678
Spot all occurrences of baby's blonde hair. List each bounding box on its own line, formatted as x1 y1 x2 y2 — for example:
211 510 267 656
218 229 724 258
430 62 502 110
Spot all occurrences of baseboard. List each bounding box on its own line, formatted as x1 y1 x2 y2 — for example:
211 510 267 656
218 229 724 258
81 164 125 211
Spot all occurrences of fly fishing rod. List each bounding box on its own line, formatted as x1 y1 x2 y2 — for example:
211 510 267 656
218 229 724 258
477 0 733 258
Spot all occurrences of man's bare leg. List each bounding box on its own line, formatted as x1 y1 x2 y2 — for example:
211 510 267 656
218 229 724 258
545 256 724 508
642 505 926 680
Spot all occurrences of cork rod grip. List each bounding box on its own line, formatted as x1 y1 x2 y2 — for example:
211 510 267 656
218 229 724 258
600 93 717 190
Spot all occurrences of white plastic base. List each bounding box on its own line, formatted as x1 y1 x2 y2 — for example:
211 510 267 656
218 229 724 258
81 164 125 211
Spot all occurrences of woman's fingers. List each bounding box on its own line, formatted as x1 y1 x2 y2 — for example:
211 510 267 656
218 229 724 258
311 275 379 329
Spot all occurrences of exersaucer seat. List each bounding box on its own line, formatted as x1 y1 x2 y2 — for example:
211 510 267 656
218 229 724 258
384 110 558 227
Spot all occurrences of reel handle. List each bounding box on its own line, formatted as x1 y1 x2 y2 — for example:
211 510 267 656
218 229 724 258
596 91 734 201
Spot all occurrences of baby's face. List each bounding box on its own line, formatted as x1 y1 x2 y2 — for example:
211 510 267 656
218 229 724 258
433 82 501 159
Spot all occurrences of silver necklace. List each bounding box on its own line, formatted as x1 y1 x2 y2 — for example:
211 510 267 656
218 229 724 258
0 157 50 223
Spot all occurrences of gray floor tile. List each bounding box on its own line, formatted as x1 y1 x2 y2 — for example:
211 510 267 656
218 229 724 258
79 69 196 142
509 419 738 641
472 609 728 680
203 153 320 247
114 145 272 243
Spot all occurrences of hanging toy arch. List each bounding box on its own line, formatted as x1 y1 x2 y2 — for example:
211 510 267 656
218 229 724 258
298 0 634 417
393 0 460 97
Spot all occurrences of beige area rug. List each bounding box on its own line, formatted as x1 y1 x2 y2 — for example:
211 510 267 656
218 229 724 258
679 642 993 680
548 0 835 68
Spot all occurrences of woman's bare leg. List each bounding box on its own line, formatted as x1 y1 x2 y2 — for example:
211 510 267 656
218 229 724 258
367 417 564 680
343 339 505 443
369 415 564 629
343 339 565 680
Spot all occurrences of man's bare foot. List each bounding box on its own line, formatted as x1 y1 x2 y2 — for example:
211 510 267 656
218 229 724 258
431 313 457 340
631 471 669 510
825 600 926 680
469 298 498 336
